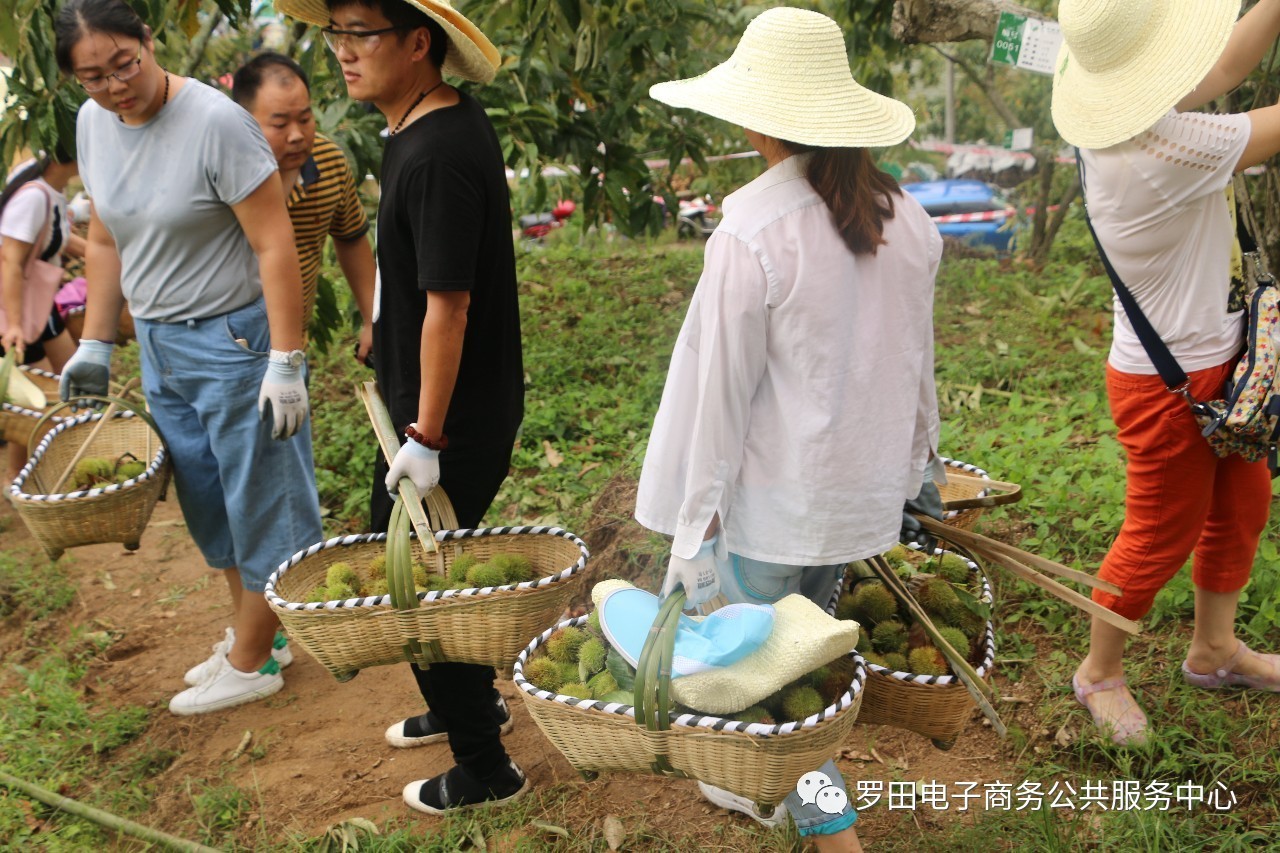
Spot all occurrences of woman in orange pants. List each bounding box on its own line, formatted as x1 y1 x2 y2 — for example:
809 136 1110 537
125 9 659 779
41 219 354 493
1053 0 1280 746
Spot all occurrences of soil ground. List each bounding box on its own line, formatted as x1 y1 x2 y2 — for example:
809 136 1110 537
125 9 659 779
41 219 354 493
0 486 1040 850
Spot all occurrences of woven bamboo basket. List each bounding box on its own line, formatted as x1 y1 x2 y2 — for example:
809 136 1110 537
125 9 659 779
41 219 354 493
847 548 996 748
0 366 64 446
8 402 171 561
264 496 590 681
514 609 866 814
935 456 1021 531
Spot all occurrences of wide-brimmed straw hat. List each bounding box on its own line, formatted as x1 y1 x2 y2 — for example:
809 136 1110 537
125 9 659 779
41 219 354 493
275 0 500 83
649 7 914 148
592 580 860 715
1051 0 1238 149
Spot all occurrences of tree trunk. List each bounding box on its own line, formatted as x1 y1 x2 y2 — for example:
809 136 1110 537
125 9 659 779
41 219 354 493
892 0 1040 44
1031 176 1081 268
1028 150 1053 256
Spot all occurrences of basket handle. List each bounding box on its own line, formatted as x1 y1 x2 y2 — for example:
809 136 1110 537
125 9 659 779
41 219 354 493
632 590 689 777
386 497 446 666
26 384 161 457
47 380 139 493
0 349 13 407
356 380 445 557
940 471 1022 512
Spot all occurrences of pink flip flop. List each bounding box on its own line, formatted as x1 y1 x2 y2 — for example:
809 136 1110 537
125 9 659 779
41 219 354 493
1182 641 1280 692
1072 673 1149 747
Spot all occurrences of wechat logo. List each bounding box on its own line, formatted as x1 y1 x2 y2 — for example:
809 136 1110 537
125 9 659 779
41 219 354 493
796 770 849 815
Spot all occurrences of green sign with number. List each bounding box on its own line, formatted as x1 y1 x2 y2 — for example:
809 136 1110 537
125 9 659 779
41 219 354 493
990 12 1027 67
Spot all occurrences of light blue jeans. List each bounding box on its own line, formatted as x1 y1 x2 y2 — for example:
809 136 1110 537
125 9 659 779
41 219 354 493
719 555 856 836
134 297 323 592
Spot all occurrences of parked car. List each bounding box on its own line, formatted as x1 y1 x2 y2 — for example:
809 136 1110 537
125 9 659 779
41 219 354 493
903 179 1019 252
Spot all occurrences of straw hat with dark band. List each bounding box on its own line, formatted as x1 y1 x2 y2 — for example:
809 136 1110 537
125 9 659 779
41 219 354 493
649 7 914 149
1051 0 1238 149
275 0 500 83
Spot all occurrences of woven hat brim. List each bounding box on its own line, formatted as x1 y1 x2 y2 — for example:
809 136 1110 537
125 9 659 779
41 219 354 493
1051 1 1237 149
651 67 914 149
275 0 500 83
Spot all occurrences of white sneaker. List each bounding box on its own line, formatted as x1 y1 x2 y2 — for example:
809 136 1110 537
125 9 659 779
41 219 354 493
169 652 283 715
184 627 294 686
697 781 787 829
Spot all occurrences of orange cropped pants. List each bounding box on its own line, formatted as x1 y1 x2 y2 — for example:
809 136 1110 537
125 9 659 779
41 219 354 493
1094 359 1271 621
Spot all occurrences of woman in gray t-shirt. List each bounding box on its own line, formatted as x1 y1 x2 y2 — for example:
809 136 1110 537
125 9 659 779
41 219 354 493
54 0 323 717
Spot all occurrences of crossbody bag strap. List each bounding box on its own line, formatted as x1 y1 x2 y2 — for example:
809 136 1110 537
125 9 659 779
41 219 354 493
1075 151 1191 394
14 181 59 265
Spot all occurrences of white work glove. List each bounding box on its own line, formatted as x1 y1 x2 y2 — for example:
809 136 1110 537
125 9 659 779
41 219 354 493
258 351 309 440
59 339 114 404
385 437 440 499
660 533 728 609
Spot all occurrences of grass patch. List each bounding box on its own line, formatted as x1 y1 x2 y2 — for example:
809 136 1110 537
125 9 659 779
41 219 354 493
6 229 1279 848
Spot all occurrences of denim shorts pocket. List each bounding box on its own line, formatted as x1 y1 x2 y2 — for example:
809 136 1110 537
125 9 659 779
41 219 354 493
735 556 800 602
223 299 270 356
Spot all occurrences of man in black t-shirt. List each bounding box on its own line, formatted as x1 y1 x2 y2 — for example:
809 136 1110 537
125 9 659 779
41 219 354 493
279 0 524 814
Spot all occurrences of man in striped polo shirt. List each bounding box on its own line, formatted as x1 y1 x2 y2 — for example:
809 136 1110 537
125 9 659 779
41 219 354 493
233 53 376 363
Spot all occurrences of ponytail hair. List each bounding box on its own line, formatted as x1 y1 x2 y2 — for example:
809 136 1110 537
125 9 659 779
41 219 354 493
778 143 901 256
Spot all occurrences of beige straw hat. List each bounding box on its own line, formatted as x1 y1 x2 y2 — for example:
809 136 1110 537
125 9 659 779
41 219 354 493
1051 0 1238 149
591 580 860 715
649 7 914 148
274 0 500 83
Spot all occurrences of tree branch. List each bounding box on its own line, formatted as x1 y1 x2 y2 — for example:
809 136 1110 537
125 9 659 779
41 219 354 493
893 0 1040 44
179 9 223 78
932 45 1019 129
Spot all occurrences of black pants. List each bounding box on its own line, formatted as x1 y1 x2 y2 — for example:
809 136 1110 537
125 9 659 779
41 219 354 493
371 437 516 779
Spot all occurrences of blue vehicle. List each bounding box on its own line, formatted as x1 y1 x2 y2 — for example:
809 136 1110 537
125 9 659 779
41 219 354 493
902 179 1019 252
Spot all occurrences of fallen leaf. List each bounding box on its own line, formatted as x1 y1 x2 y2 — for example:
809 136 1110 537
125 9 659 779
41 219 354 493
1072 336 1096 355
542 440 564 468
578 461 603 478
531 821 569 838
603 815 625 851
1055 723 1075 748
102 572 116 590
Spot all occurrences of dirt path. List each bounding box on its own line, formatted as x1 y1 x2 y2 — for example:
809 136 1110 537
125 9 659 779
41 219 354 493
0 495 1032 849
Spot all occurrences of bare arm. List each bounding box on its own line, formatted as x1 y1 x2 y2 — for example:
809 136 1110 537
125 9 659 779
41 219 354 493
416 289 469 439
1237 104 1280 171
80 204 126 343
334 233 376 362
1 237 33 352
64 232 87 259
1179 0 1280 111
231 177 304 352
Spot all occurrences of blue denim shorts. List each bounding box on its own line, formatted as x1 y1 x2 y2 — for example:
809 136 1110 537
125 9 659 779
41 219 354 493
717 554 842 610
715 555 854 835
134 297 323 592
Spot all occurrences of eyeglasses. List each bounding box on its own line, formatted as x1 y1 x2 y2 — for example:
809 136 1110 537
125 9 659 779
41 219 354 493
321 25 406 55
77 52 144 93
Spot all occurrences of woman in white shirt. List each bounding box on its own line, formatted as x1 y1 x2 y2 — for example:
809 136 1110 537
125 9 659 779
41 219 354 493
0 148 82 370
1053 0 1280 748
1 146 83 480
636 10 940 850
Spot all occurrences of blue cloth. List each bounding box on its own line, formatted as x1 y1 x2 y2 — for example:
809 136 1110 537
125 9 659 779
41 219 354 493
599 587 774 677
134 297 323 592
